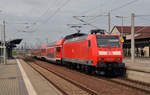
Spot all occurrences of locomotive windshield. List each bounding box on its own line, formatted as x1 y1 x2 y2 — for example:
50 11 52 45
96 36 120 47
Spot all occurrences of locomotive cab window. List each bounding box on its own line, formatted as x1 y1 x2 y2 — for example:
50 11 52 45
56 47 61 52
96 36 120 47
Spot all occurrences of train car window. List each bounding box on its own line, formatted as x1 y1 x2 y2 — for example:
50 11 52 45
47 52 55 58
42 49 46 52
56 47 61 52
88 40 91 47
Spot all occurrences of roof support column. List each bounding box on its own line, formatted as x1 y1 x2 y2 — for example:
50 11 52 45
131 13 135 64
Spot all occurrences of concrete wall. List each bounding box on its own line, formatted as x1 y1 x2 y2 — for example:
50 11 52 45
144 46 149 57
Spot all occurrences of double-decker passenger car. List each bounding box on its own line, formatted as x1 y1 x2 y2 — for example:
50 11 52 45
41 44 47 60
30 48 41 58
45 40 65 63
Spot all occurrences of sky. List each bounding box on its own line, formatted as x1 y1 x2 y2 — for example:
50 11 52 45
0 0 150 48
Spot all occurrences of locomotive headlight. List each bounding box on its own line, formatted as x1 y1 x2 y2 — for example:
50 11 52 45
116 58 121 61
99 51 107 55
99 58 104 61
112 51 121 55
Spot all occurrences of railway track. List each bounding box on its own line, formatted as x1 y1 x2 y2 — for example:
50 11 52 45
85 73 150 94
23 57 150 95
103 77 150 94
24 58 98 95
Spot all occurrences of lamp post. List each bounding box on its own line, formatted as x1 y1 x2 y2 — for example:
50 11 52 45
131 13 135 64
0 20 7 64
3 21 6 64
115 16 128 38
115 16 128 58
0 10 3 64
1 21 35 64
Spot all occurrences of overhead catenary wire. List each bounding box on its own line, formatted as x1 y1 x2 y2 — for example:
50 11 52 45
72 0 140 34
68 0 139 34
80 1 107 15
32 0 71 32
137 16 150 24
73 16 100 29
42 0 71 24
2 21 33 41
28 0 62 31
72 16 110 34
82 0 140 23
110 0 139 12
34 0 60 22
1 0 59 40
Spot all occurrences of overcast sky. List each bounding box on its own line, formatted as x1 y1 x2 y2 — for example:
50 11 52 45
0 0 150 48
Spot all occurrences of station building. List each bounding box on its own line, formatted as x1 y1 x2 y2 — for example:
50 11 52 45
111 26 150 57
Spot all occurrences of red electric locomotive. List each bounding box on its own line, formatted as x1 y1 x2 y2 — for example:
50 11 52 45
62 30 125 75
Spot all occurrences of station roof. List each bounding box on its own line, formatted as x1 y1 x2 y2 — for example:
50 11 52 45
0 39 22 47
113 26 150 39
9 39 22 45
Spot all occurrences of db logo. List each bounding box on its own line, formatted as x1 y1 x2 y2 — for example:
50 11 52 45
108 51 111 55
72 49 74 53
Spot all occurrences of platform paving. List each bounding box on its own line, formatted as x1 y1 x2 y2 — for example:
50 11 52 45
0 59 62 95
124 57 150 72
124 57 150 83
0 59 28 95
17 59 62 95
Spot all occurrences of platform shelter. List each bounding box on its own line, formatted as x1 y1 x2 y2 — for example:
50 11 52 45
0 39 22 59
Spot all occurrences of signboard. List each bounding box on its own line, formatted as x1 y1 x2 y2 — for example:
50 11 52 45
121 38 124 43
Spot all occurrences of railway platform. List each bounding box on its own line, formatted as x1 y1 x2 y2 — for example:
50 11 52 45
124 57 150 83
124 57 150 72
0 59 62 95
